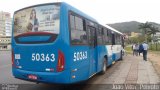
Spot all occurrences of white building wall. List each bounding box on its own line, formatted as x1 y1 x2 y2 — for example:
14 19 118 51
5 20 12 36
0 11 12 37
0 11 12 50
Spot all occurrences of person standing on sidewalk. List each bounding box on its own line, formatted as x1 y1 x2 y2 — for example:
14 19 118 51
135 43 139 56
142 41 149 61
132 44 136 56
138 43 143 56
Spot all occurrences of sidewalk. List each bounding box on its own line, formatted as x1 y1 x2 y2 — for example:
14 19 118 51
91 55 160 84
148 52 160 80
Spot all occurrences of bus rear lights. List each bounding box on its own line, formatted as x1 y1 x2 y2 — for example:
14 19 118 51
16 66 22 69
72 75 76 79
57 50 65 72
12 49 15 66
45 68 54 72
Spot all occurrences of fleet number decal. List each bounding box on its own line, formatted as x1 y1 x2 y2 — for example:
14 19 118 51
32 53 55 62
73 51 87 61
15 54 21 59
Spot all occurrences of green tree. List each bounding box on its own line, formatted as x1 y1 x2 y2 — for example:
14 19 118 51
148 26 159 35
148 26 159 43
139 22 152 42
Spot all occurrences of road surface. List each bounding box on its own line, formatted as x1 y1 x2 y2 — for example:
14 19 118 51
0 51 159 90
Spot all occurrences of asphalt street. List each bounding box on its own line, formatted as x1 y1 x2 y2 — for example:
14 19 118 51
0 51 31 84
0 51 159 90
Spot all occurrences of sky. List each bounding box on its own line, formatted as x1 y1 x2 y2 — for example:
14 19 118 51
0 0 160 24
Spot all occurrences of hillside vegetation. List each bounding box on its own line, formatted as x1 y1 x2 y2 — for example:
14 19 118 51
108 21 160 33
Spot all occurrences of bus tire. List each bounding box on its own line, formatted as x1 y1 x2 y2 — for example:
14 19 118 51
119 51 123 60
99 59 107 75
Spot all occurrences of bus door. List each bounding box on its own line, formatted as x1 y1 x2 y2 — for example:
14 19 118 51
87 26 97 76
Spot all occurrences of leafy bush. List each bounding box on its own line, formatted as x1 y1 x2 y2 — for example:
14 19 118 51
149 43 160 51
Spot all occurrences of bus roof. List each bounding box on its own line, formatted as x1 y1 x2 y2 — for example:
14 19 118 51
62 2 98 23
100 23 123 35
105 25 123 35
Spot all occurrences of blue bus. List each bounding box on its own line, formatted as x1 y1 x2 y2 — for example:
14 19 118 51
12 2 124 84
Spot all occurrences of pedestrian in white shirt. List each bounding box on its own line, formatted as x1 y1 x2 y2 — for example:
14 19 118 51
132 44 136 56
135 43 139 56
142 41 149 61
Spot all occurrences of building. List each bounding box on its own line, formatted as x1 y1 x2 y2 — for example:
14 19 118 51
0 11 12 37
0 36 11 50
152 32 160 43
0 11 12 50
129 32 141 37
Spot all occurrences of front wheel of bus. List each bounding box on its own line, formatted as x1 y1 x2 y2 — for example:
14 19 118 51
99 59 107 75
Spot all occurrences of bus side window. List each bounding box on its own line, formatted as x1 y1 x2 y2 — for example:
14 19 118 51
70 14 87 45
101 28 105 44
103 28 110 45
107 30 112 45
115 34 121 45
112 32 115 45
87 26 96 47
120 35 123 45
121 36 124 48
118 35 122 45
97 26 103 45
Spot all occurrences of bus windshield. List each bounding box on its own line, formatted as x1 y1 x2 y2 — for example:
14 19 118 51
13 4 60 37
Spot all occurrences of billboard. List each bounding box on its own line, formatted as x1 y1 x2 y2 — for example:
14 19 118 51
14 5 60 36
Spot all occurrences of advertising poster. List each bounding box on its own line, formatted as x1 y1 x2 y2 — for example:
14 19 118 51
14 5 60 36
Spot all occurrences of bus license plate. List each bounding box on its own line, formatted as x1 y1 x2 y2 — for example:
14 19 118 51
28 75 37 80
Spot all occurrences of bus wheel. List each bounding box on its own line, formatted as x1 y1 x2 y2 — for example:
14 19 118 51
99 59 107 75
119 51 123 60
